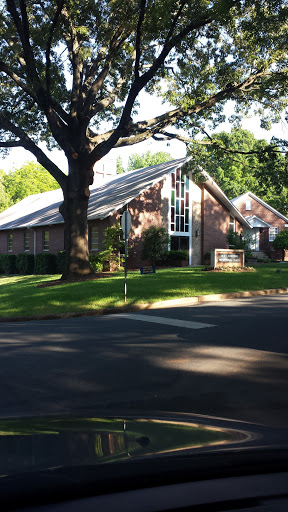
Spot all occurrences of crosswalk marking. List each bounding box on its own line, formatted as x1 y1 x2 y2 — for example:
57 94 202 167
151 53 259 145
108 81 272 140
110 313 216 330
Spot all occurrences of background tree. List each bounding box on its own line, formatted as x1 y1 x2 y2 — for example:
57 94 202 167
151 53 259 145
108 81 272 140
188 128 288 214
0 1 288 279
0 169 9 212
116 156 125 174
272 231 288 261
127 151 172 171
3 162 60 207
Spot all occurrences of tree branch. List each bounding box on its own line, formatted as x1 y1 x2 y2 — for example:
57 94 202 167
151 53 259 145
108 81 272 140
6 0 69 147
89 77 126 117
88 10 213 165
0 113 67 188
45 0 65 95
82 28 132 120
0 60 38 102
130 69 272 135
61 7 83 122
134 0 146 80
0 140 23 147
6 0 43 97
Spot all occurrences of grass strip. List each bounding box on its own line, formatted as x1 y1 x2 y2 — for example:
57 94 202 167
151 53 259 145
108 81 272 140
0 264 287 318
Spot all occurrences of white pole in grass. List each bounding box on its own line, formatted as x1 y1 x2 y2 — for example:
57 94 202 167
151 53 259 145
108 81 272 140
121 209 131 303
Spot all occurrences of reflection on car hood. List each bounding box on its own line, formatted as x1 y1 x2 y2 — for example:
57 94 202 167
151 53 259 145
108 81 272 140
0 415 249 476
0 413 287 511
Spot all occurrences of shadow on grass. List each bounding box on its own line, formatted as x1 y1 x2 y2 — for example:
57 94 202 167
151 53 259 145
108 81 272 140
1 265 288 318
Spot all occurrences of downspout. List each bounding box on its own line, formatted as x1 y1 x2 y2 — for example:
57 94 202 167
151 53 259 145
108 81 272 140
33 230 36 256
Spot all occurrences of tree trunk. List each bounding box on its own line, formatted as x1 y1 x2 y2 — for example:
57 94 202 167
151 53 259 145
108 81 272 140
60 159 95 280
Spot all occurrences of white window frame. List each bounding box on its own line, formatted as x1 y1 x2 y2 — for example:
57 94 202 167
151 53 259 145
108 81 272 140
8 233 13 252
269 226 278 242
24 232 30 251
89 225 99 251
245 200 252 211
229 215 235 232
42 231 49 251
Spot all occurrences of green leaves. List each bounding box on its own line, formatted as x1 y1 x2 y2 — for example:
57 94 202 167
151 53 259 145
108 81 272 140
188 128 288 214
3 161 60 207
127 151 172 171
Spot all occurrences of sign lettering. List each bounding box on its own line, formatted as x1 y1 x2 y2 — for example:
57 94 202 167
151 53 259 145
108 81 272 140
218 253 241 263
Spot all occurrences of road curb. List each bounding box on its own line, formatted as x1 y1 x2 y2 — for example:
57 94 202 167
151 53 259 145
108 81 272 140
1 287 288 323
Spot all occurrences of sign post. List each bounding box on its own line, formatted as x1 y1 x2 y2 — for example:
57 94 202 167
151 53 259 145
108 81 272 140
121 210 131 303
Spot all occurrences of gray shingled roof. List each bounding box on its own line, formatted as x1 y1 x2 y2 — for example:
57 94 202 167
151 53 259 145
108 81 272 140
0 157 254 231
0 158 188 230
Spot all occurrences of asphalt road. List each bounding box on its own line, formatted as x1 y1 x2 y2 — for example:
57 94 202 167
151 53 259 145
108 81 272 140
0 294 288 427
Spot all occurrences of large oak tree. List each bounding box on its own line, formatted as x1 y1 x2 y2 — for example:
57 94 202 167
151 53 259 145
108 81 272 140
0 0 288 279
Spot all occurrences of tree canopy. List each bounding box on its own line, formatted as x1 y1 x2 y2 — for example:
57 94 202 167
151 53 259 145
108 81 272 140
0 0 288 278
187 128 288 214
0 169 9 212
117 150 172 173
2 162 60 208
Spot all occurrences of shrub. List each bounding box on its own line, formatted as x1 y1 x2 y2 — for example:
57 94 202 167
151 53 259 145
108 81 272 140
16 253 34 274
89 253 103 273
158 249 188 265
272 231 288 261
0 255 5 273
0 254 17 274
141 226 170 265
34 253 57 274
226 229 248 249
101 224 124 271
56 251 66 274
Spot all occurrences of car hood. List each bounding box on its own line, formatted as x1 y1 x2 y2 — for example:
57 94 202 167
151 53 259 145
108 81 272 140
0 412 287 510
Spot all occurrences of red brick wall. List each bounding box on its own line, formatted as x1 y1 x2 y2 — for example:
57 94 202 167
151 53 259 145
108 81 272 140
126 180 166 268
0 225 65 255
235 196 287 229
234 195 288 258
203 185 231 257
35 225 64 254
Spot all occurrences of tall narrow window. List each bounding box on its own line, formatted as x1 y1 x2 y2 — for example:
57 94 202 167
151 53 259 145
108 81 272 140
43 231 49 251
24 232 30 251
89 226 99 251
229 215 235 231
8 234 13 252
170 168 190 233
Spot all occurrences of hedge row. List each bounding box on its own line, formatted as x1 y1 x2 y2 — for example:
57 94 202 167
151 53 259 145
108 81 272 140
0 252 59 275
0 251 107 275
0 248 189 275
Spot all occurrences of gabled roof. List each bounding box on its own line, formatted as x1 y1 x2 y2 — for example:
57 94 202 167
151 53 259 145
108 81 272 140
0 158 188 230
200 170 252 229
0 189 63 230
0 156 251 231
88 157 188 220
231 191 288 224
245 215 271 228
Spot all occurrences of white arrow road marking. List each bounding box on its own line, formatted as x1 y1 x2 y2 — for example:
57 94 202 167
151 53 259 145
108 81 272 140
110 313 216 330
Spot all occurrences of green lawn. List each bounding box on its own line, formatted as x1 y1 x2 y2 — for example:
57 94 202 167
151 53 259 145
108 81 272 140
0 264 288 318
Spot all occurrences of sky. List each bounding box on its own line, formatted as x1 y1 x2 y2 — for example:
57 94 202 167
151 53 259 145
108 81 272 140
1 91 288 174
